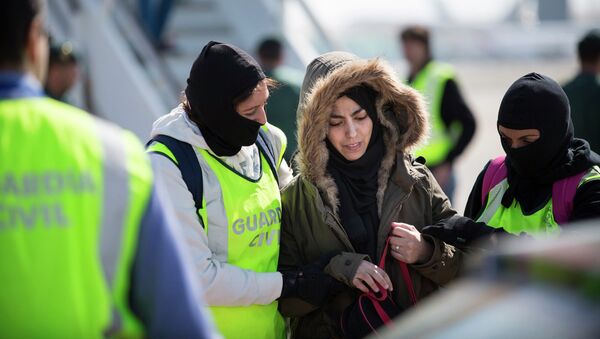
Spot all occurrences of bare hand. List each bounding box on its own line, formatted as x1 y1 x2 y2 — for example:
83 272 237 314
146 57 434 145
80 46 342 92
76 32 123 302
352 260 393 293
389 222 433 264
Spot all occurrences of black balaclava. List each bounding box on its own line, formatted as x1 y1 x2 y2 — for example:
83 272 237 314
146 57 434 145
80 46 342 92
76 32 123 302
185 41 266 156
326 85 384 259
497 72 600 212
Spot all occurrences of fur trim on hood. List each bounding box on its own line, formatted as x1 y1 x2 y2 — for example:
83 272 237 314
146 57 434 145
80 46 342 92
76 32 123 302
296 57 429 214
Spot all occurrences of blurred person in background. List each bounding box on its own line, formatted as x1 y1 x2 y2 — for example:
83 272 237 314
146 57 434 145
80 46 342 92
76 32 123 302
400 25 476 202
44 41 79 103
0 0 216 337
463 73 600 237
138 0 174 51
256 37 302 164
278 51 463 339
563 29 600 153
147 41 297 339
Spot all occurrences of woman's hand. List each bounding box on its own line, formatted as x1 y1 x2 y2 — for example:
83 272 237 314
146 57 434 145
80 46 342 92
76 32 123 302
389 222 433 264
352 260 393 293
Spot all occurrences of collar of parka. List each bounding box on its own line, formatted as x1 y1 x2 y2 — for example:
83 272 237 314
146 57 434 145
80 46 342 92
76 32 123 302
295 58 429 215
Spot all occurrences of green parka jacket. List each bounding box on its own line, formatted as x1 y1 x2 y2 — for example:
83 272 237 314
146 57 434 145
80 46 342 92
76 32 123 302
278 54 463 338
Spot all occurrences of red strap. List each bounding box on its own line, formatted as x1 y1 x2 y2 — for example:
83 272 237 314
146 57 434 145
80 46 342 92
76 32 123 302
481 155 507 205
379 237 418 306
367 294 393 325
358 295 379 333
400 261 417 305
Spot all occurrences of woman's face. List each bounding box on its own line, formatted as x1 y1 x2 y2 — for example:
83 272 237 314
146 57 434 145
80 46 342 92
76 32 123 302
498 125 540 149
236 80 269 125
327 96 373 161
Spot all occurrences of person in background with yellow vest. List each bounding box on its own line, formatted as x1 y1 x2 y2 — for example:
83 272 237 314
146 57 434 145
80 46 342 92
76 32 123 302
0 1 217 337
423 73 600 246
400 26 476 202
148 41 306 339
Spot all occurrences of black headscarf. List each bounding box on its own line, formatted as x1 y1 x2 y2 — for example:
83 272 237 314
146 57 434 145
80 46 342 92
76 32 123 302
185 41 266 156
497 72 600 213
326 85 384 259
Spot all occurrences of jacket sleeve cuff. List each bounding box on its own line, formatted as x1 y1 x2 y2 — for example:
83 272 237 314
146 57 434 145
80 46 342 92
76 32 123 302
410 234 460 285
256 271 283 304
324 252 368 286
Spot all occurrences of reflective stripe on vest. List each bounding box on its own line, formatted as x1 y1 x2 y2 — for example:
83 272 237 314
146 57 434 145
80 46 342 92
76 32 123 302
579 166 600 188
199 148 285 339
476 179 559 236
476 166 600 236
0 97 148 337
410 61 459 166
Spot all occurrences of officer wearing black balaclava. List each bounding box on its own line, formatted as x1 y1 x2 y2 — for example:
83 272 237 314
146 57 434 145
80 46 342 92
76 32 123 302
464 73 600 236
422 73 600 247
147 41 295 338
185 41 266 156
497 72 600 213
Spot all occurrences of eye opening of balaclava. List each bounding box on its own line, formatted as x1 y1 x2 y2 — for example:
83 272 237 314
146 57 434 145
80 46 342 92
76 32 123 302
184 41 266 156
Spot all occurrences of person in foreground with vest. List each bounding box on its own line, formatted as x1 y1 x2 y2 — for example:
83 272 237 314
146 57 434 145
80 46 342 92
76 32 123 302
462 72 600 237
0 1 216 337
400 26 476 202
147 41 305 338
278 51 464 338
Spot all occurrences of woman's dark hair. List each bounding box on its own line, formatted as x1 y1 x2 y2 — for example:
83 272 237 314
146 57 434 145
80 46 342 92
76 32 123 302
257 38 283 62
0 0 43 67
232 77 279 107
399 25 430 47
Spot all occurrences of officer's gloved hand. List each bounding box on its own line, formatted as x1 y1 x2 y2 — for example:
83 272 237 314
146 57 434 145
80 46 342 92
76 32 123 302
280 259 345 306
422 215 502 247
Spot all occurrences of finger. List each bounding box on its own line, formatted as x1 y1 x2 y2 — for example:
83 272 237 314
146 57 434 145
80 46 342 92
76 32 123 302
360 272 379 293
393 243 418 263
370 267 389 290
391 222 414 230
393 237 413 247
353 277 370 293
391 223 414 237
389 235 403 246
390 250 406 263
377 268 394 291
390 237 414 254
393 241 417 258
390 239 406 254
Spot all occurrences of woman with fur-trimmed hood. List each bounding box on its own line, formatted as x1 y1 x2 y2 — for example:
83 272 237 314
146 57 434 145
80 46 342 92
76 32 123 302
278 52 463 338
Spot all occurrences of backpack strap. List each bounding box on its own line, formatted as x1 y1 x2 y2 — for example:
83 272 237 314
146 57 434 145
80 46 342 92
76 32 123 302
146 135 205 227
481 155 508 205
256 128 279 185
552 170 588 225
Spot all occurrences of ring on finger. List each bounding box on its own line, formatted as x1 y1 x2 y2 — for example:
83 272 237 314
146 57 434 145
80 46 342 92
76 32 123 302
394 245 400 251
